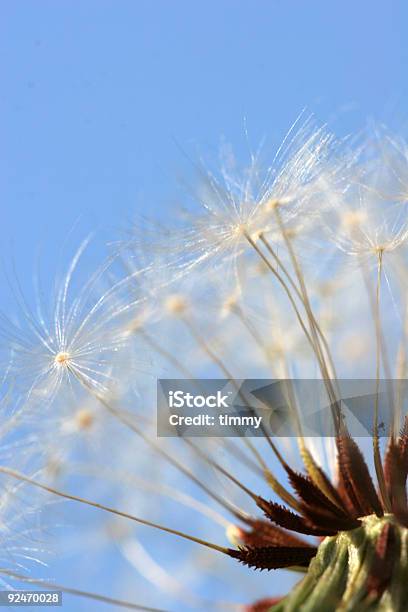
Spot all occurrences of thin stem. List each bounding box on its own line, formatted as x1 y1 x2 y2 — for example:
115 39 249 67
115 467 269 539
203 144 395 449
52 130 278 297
77 462 231 529
185 440 259 500
245 232 314 347
374 250 383 438
180 316 269 472
127 331 258 483
0 467 228 555
94 393 246 521
73 371 246 521
185 438 302 512
394 300 408 435
259 232 339 384
244 231 340 429
231 305 268 354
182 315 303 491
373 249 390 511
216 438 265 479
136 327 196 379
271 209 339 406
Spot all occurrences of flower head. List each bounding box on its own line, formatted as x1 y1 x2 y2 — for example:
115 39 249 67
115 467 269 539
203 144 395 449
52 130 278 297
151 118 345 278
324 127 408 262
1 240 129 409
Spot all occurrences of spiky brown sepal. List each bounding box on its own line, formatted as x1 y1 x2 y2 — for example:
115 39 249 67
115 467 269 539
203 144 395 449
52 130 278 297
267 514 408 612
228 545 317 570
237 432 408 610
255 432 408 541
384 437 408 524
337 434 383 517
256 497 335 536
234 519 313 549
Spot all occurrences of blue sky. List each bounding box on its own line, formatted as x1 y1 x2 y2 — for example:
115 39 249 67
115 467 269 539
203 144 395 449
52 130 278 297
1 1 408 609
2 0 408 294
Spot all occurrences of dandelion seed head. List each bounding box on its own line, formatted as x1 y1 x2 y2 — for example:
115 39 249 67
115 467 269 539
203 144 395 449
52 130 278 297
164 294 188 316
266 339 289 360
74 408 95 430
327 200 408 259
323 127 408 263
44 456 64 478
254 260 270 276
158 117 344 278
220 293 239 318
0 468 48 585
54 351 71 367
340 209 368 229
2 240 130 409
263 198 280 213
125 316 146 336
6 120 408 609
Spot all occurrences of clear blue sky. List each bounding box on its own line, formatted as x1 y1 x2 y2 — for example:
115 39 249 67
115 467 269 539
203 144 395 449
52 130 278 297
2 0 408 289
1 1 408 609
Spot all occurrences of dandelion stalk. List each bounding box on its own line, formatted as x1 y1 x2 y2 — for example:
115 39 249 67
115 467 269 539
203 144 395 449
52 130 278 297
0 467 229 555
372 248 391 511
243 230 341 430
93 392 247 520
258 229 338 384
5 120 408 610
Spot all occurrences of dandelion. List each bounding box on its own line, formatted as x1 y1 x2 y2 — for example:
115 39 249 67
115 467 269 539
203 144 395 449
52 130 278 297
4 120 408 611
1 240 130 409
169 117 343 277
322 127 408 266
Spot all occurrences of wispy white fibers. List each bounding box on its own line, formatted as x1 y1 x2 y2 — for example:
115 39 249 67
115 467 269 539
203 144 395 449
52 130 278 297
322 126 408 263
3 121 408 609
0 394 48 589
162 117 345 278
0 239 132 409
